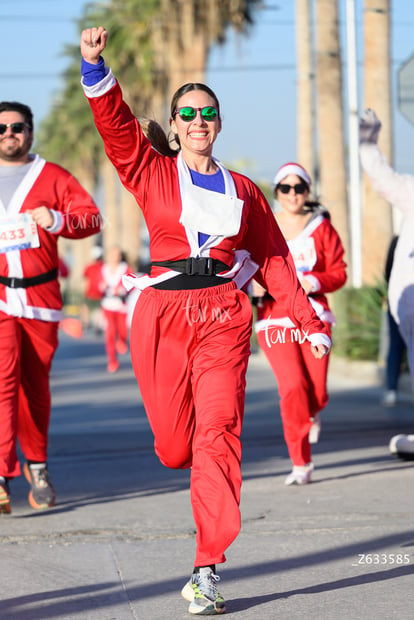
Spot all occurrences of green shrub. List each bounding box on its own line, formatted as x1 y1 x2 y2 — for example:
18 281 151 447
331 283 386 361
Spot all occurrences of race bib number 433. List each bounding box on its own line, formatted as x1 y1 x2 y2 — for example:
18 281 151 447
0 214 40 253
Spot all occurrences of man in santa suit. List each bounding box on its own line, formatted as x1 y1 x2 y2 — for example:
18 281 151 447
0 101 101 514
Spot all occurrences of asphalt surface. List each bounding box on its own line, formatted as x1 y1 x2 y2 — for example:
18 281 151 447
0 331 413 620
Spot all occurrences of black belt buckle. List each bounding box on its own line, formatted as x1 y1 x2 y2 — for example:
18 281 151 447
185 257 213 276
10 277 16 289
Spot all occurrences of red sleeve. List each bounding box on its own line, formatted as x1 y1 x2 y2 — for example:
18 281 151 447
237 181 329 336
86 82 158 212
304 219 347 293
46 165 101 240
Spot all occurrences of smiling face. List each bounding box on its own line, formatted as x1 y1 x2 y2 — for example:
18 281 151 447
170 89 221 163
276 174 309 215
0 110 33 165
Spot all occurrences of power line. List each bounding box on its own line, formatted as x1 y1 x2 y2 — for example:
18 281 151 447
2 12 414 27
0 58 406 81
1 65 294 80
0 15 76 22
0 74 65 79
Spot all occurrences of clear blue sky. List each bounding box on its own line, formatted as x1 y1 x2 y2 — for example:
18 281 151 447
1 0 414 182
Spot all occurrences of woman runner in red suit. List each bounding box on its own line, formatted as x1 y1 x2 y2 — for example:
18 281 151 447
100 245 130 373
254 163 347 486
81 27 331 616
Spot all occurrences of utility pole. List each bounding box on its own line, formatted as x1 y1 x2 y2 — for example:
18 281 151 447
346 0 362 287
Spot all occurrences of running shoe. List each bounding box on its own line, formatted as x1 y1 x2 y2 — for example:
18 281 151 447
382 390 397 407
107 360 120 373
285 462 314 486
389 434 414 460
0 477 11 514
309 413 321 444
181 567 226 615
115 341 128 355
23 463 56 509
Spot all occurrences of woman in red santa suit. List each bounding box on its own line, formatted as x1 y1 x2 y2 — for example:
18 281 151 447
100 245 130 373
254 163 347 486
81 27 331 616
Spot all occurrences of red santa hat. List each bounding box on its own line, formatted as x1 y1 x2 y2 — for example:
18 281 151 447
273 162 312 188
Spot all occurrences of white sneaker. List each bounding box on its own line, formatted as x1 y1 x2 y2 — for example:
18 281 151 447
309 414 321 444
285 462 314 486
389 434 414 456
181 567 226 615
382 390 397 407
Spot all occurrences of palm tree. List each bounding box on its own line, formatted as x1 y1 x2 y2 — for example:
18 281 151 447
362 0 392 285
152 0 261 122
314 0 350 272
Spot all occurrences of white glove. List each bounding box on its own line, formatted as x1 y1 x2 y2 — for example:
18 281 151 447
359 108 381 144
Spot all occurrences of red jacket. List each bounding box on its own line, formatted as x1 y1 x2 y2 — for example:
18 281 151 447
0 155 101 321
84 260 104 300
257 210 347 326
85 76 328 338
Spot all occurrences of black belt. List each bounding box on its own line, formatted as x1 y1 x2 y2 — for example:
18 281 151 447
0 268 58 289
152 258 230 276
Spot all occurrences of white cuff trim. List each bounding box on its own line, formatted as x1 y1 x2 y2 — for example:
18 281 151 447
81 68 116 98
305 274 321 292
308 332 331 351
46 210 63 234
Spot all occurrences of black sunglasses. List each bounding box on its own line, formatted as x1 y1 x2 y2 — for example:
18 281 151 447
277 183 308 195
0 122 29 135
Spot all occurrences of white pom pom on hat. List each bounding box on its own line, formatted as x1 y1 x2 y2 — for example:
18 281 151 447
273 162 312 188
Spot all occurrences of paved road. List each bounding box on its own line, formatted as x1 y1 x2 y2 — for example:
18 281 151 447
0 332 413 619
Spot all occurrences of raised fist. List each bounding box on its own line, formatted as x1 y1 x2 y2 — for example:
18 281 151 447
81 27 108 64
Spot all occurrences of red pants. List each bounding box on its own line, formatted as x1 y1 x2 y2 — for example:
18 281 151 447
103 309 128 364
257 323 331 466
0 312 59 478
130 282 252 566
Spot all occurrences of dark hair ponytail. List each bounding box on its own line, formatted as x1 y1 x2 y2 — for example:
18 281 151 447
137 117 177 157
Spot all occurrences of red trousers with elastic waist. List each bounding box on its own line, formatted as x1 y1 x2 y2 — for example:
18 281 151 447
257 323 331 466
0 312 59 478
102 308 128 364
130 282 252 567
